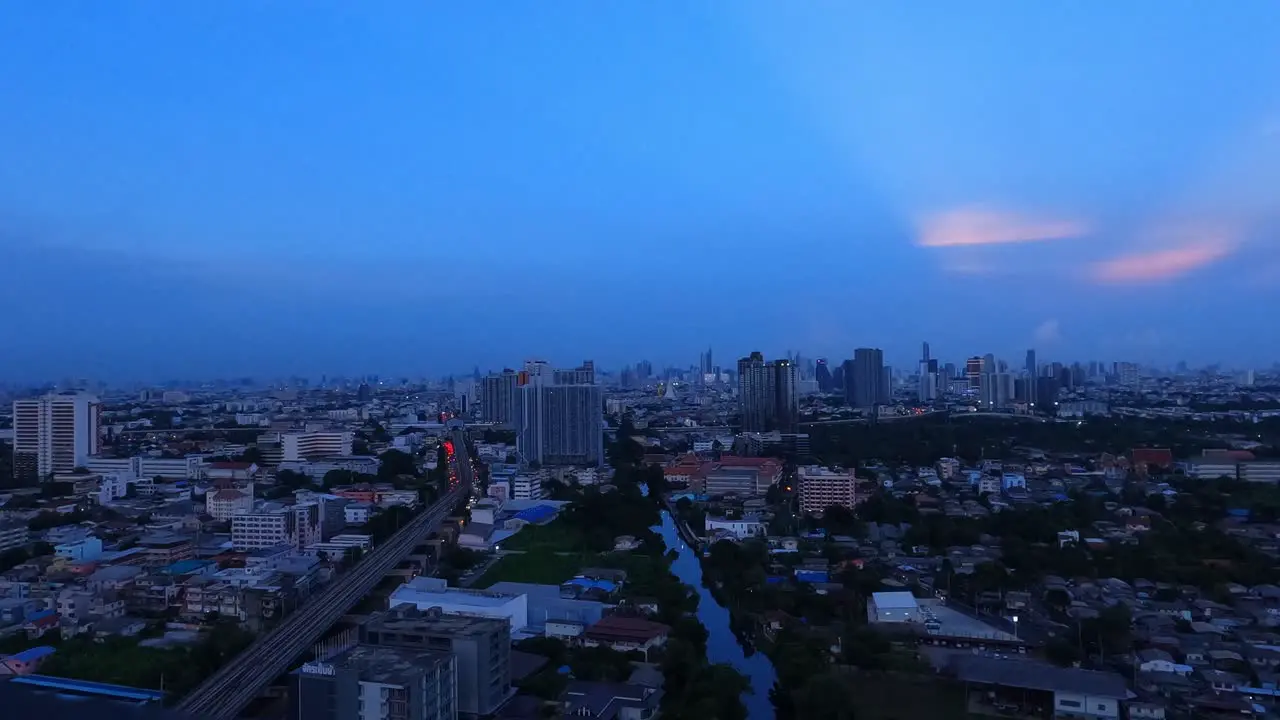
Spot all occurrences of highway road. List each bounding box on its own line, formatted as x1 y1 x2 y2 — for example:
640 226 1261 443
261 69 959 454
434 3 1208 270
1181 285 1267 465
177 431 474 719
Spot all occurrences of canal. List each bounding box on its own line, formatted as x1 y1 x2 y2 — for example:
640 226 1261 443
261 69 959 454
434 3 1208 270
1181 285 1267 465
655 510 778 719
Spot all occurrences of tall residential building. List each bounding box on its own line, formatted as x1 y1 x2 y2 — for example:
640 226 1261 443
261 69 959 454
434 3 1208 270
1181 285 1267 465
12 393 101 481
815 359 833 393
515 361 603 467
362 605 509 718
737 353 797 432
917 361 936 402
290 645 457 720
738 352 773 433
1025 349 1038 405
480 370 519 425
980 373 1014 409
965 357 984 389
774 359 798 433
844 348 887 408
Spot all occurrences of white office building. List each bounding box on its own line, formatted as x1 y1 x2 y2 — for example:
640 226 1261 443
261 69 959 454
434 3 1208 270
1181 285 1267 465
511 474 544 501
388 577 530 634
231 502 323 551
12 394 101 481
282 431 354 463
515 361 603 467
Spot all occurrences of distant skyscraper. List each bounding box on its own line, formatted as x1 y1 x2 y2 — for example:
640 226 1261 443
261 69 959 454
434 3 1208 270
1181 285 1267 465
1035 376 1060 410
738 352 773 433
815 359 833 393
845 348 886 408
980 372 1014 409
917 360 936 402
698 347 714 384
12 393 101 481
965 357 984 389
515 362 602 466
922 341 931 362
774 359 798 433
737 352 797 432
480 370 519 424
1025 349 1038 405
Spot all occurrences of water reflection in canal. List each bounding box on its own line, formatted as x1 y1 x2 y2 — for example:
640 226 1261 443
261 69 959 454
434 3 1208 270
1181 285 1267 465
655 510 778 719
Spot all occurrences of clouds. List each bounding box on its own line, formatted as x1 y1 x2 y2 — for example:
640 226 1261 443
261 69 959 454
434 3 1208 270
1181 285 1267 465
1091 242 1234 284
917 207 1088 248
1033 319 1062 344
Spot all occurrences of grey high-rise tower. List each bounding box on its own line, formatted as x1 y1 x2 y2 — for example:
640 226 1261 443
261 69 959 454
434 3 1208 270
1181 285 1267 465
815 359 833 393
1025 349 1038 405
844 348 887 408
737 352 797 432
773 358 798 433
738 352 774 433
515 361 603 466
480 370 519 424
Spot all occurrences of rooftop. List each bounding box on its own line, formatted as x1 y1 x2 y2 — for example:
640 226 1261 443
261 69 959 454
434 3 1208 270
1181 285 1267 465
373 604 512 636
872 591 920 609
11 674 167 703
0 680 184 720
949 655 1129 699
322 645 452 685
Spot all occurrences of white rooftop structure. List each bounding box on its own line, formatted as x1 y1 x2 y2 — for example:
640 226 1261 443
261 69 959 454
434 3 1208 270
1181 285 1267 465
388 576 529 634
869 591 921 623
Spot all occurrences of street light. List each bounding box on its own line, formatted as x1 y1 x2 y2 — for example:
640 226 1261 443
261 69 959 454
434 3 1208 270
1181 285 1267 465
1011 615 1019 640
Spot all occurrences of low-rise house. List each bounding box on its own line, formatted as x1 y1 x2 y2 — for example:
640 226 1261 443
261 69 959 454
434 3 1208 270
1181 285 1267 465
560 680 663 720
582 615 669 659
0 646 55 676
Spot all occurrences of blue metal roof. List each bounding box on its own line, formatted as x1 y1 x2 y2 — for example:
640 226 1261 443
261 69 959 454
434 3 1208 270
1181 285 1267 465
512 504 557 523
5 646 55 662
13 674 165 702
564 577 617 593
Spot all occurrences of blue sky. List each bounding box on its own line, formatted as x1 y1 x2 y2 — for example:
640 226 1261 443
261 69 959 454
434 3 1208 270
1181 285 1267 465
2 2 1278 381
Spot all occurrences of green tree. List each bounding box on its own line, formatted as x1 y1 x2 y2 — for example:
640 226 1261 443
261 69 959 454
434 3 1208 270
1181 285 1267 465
322 469 357 489
793 671 860 720
378 449 417 479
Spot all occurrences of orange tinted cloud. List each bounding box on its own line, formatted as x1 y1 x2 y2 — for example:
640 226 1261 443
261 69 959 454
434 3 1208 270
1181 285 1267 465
918 207 1087 247
1092 242 1233 283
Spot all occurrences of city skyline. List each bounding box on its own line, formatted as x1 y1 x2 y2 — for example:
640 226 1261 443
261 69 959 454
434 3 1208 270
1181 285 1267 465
3 3 1279 380
0 344 1270 389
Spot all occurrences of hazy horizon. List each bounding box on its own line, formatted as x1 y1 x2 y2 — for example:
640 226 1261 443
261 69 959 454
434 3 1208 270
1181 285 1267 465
3 3 1278 381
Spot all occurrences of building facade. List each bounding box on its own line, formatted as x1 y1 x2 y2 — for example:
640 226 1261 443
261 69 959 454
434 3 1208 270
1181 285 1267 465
737 353 798 433
514 361 603 467
290 645 458 720
844 348 887 409
798 465 858 515
283 432 354 463
361 605 511 718
12 394 101 481
480 370 519 425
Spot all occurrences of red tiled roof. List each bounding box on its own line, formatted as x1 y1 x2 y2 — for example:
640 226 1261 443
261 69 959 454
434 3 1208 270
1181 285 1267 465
210 489 247 501
585 615 670 643
1130 448 1173 468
